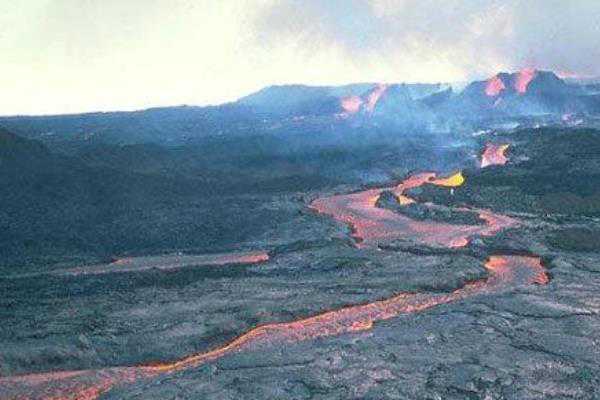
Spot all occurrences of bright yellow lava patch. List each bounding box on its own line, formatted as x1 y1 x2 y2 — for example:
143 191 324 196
397 195 415 205
432 171 465 187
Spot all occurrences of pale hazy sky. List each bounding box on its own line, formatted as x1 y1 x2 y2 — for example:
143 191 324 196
1 0 599 115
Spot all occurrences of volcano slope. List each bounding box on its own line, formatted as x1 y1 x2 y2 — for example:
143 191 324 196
1 127 599 399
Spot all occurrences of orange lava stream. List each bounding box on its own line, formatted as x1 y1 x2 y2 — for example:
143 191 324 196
1 172 549 400
0 255 548 400
311 171 516 249
61 251 269 276
481 143 510 168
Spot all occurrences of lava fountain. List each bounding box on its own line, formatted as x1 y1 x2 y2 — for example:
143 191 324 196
485 75 506 97
514 68 537 94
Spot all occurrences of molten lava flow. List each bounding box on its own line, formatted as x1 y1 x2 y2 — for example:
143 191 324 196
485 75 506 96
61 251 269 276
365 84 388 114
0 255 549 400
340 95 363 114
393 172 436 205
218 252 270 265
431 171 465 187
394 172 437 192
0 367 155 400
112 257 133 265
311 171 516 249
515 68 537 94
481 143 510 168
485 255 549 286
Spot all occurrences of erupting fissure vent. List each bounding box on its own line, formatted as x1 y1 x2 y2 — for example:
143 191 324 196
485 75 506 97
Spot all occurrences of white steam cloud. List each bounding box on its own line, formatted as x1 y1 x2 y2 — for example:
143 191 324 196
0 0 599 115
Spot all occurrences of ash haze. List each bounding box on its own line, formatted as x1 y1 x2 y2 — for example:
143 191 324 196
1 0 600 115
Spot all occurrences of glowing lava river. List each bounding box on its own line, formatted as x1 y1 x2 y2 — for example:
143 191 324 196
0 171 549 400
311 171 517 249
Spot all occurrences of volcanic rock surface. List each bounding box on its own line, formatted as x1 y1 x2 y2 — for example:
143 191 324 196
1 124 600 399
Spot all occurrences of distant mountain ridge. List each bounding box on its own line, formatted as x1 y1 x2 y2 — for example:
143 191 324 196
2 69 600 148
452 70 580 115
236 82 450 117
